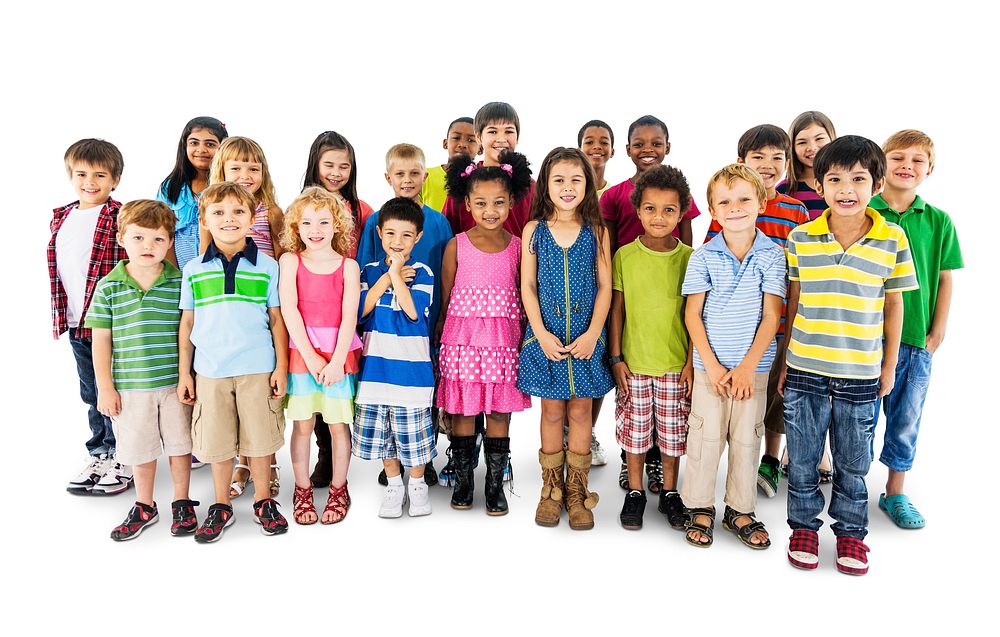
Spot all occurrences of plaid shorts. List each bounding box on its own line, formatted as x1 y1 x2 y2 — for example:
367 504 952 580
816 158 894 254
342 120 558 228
352 403 436 468
615 372 691 456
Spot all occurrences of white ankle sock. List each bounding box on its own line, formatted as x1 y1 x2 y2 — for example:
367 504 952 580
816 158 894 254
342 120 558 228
387 474 403 486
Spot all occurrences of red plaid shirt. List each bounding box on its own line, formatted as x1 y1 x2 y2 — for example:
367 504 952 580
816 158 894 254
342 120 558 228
48 198 123 340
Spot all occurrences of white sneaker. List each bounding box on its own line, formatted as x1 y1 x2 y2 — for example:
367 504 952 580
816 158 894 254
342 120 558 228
67 454 110 495
408 480 432 517
92 459 134 496
590 434 608 466
378 483 406 518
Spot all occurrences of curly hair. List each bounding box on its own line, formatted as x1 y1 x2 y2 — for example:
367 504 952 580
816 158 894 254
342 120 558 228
281 186 354 256
444 150 532 202
630 165 691 214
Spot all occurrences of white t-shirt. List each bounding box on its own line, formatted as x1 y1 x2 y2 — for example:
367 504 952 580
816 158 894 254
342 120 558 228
55 204 101 327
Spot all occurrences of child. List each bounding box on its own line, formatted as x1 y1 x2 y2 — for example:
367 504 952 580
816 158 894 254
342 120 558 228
610 165 694 531
157 116 228 269
777 111 837 220
579 120 615 198
421 117 480 212
53 139 132 496
780 136 918 575
353 198 437 518
703 124 810 498
519 147 614 531
869 130 963 528
85 200 198 539
437 150 533 515
441 102 536 240
680 164 785 550
177 182 290 543
279 187 363 525
207 136 284 498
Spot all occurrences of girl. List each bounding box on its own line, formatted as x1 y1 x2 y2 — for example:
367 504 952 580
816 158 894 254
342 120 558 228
778 111 837 221
279 187 362 524
206 136 285 498
519 147 614 531
157 116 228 269
436 151 533 516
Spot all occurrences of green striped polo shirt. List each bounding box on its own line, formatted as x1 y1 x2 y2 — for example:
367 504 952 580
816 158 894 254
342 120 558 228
84 260 183 391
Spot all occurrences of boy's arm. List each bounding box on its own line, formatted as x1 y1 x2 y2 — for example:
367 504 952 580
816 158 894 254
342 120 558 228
269 306 289 398
177 310 196 405
684 292 728 397
925 270 953 354
879 291 904 397
722 293 783 400
92 327 120 417
361 271 393 319
567 227 612 359
608 289 631 393
388 258 419 321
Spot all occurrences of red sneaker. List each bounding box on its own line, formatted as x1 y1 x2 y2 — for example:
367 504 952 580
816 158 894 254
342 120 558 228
836 536 870 575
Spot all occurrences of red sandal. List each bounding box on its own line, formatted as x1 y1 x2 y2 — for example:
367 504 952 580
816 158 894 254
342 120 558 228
293 485 317 525
322 482 351 524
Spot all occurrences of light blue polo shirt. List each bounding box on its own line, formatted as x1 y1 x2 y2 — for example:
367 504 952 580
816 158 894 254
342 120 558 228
681 229 786 372
180 238 280 378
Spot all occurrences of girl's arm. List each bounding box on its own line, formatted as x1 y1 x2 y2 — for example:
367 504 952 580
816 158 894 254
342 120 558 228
92 327 120 417
269 206 285 260
520 221 566 361
177 310 196 405
435 237 458 343
608 289 631 393
278 253 325 382
567 227 612 360
925 270 953 353
320 258 361 386
685 292 728 397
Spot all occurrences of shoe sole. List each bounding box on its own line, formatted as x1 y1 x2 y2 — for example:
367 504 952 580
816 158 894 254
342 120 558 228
620 519 642 530
253 516 289 536
67 486 94 496
450 502 473 510
569 522 594 531
485 509 508 517
787 550 819 569
756 475 778 498
535 517 560 527
408 507 432 517
111 514 159 541
171 526 197 537
835 559 869 575
91 482 134 496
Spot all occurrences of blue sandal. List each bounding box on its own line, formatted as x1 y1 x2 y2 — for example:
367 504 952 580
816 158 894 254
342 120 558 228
879 493 925 529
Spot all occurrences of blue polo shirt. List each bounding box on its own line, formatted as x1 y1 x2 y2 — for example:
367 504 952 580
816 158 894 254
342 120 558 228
682 229 786 372
180 238 280 378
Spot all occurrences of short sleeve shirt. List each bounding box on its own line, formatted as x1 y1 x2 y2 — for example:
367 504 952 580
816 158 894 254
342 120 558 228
601 179 701 250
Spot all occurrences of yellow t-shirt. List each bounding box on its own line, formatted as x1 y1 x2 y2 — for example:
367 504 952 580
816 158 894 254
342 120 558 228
421 165 447 213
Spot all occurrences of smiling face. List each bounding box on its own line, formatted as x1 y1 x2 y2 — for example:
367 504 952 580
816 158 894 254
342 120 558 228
884 145 933 193
466 179 511 231
478 119 518 165
201 195 253 248
626 125 669 174
297 204 336 251
69 161 120 208
740 145 786 198
547 160 587 214
317 149 352 194
709 178 764 234
580 126 614 174
118 223 172 267
377 217 421 263
818 161 883 218
793 124 832 170
223 159 263 196
385 159 427 201
636 187 682 239
186 127 221 173
445 121 480 160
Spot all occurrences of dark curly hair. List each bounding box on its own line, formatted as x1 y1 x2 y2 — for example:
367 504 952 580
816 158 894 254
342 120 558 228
630 165 691 214
444 150 532 202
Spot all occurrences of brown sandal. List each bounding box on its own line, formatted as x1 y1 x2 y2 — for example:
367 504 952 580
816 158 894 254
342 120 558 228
322 482 351 524
293 485 317 525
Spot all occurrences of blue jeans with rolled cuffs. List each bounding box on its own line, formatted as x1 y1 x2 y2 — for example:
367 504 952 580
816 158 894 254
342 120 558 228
873 343 932 472
69 335 116 457
783 368 878 540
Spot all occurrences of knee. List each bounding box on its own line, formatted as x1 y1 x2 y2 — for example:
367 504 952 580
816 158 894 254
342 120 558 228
566 401 591 427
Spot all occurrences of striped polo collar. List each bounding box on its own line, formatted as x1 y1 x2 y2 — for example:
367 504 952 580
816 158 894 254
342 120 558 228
808 207 891 241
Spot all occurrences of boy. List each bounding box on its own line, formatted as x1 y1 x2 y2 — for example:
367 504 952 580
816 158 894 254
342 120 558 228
680 164 785 550
781 136 918 575
177 182 289 543
421 117 480 212
703 124 811 498
85 200 199 540
52 139 132 495
579 120 615 198
869 130 963 528
354 198 437 518
441 101 536 239
609 165 694 531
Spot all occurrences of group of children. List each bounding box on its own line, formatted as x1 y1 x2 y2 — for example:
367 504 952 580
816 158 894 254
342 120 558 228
51 103 962 575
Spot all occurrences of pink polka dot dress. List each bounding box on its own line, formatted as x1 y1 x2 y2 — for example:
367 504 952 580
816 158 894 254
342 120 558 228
437 232 532 416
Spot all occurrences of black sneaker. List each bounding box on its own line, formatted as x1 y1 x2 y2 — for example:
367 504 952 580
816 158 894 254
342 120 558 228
658 490 688 530
254 498 288 536
194 503 234 544
170 499 200 536
377 468 388 486
424 461 439 487
620 490 647 530
110 502 158 541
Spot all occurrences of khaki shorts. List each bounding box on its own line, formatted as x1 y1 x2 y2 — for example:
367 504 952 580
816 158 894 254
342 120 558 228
191 373 286 463
112 387 193 466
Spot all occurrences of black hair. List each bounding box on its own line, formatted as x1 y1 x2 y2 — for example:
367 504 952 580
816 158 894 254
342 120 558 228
159 116 228 204
737 124 790 158
444 150 532 202
303 131 362 225
474 102 520 136
627 115 669 142
813 135 886 186
630 165 691 214
447 116 474 133
377 197 425 233
578 120 615 148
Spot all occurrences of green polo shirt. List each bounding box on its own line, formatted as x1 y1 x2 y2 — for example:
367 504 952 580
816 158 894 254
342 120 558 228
84 260 183 391
870 194 964 349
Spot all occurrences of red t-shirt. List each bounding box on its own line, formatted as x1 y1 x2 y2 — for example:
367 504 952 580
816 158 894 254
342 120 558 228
442 179 536 240
600 178 701 251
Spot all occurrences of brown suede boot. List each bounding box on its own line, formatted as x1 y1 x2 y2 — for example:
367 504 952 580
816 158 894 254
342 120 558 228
565 450 599 530
535 450 565 527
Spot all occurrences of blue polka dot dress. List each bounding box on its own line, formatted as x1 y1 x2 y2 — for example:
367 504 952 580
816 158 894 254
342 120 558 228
517 220 614 400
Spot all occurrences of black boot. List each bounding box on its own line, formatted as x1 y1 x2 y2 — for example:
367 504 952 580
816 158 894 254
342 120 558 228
450 435 477 510
484 436 511 516
310 416 333 488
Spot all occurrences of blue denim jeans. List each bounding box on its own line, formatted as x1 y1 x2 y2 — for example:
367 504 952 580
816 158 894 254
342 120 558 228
783 368 878 540
69 335 115 456
873 343 932 472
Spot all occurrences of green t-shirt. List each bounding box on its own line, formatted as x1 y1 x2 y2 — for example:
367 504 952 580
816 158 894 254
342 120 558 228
612 237 693 375
870 194 964 349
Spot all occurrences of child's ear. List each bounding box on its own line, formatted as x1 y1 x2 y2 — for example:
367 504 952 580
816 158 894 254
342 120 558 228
376 225 383 241
736 157 745 165
111 176 121 191
926 163 935 178
116 232 126 247
664 142 671 156
442 138 449 151
873 176 885 195
414 231 424 244
384 172 391 186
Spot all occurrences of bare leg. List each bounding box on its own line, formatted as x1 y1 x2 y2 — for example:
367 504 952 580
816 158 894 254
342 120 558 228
133 460 156 506
211 461 233 505
167 454 192 501
249 455 273 502
329 422 351 488
661 453 680 491
566 397 592 455
626 452 645 491
885 469 906 497
540 399 568 454
290 417 316 489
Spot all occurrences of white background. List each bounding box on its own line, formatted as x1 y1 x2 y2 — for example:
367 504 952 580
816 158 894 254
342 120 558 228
3 0 995 633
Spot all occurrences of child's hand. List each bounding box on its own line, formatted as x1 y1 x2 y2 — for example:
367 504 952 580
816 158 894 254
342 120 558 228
303 350 327 383
270 369 287 399
401 266 416 283
97 387 121 418
566 331 598 360
776 365 788 398
538 331 569 362
720 364 754 401
177 374 197 405
706 361 731 398
681 361 694 398
925 330 943 354
387 252 406 274
877 364 896 398
319 356 346 386
612 361 632 394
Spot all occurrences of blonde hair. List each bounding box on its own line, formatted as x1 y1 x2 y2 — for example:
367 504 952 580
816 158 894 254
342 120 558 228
281 187 354 256
118 199 176 236
209 136 279 210
707 163 767 210
198 182 257 220
385 143 426 171
883 129 935 166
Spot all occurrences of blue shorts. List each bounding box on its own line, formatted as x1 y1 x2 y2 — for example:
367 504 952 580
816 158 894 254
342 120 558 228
352 404 436 468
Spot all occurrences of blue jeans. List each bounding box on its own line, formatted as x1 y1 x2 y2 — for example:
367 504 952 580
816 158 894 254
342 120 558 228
873 343 932 472
783 368 878 540
69 335 115 456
